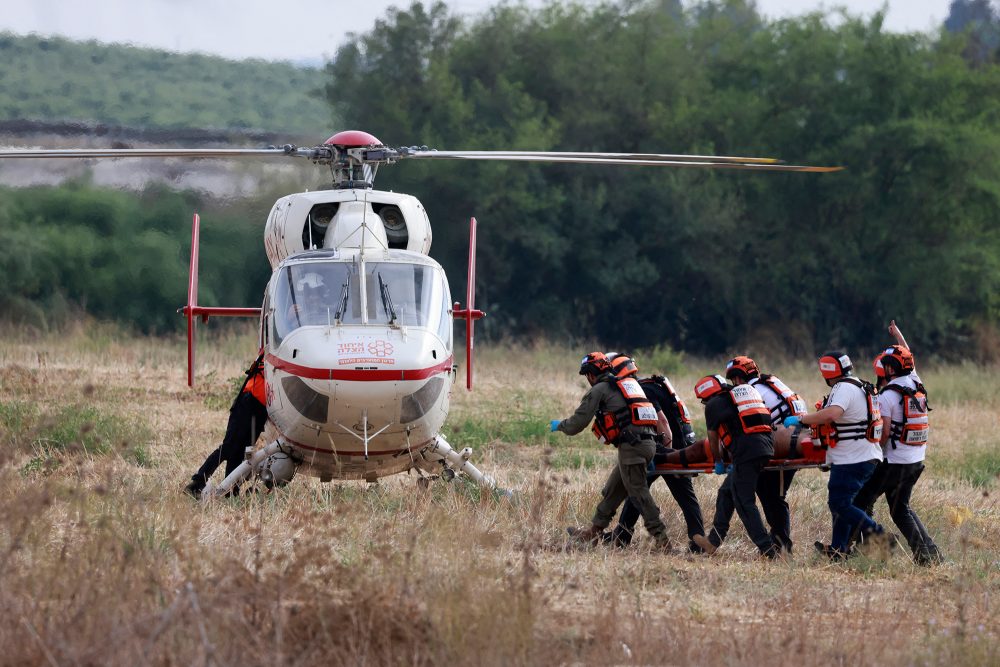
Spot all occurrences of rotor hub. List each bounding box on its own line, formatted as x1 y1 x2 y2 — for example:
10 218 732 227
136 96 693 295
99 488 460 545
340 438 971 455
324 130 383 148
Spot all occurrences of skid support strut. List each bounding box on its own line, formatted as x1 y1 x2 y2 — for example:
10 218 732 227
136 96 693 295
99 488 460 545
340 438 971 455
207 441 287 498
424 435 498 489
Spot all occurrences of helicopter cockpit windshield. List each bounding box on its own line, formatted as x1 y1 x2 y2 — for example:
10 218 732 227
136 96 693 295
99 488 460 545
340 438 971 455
271 260 452 349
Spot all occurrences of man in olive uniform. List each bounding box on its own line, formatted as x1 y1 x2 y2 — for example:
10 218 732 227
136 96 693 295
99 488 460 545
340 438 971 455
551 352 671 549
607 373 705 552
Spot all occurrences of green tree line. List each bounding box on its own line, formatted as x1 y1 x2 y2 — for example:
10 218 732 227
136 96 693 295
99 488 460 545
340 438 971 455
2 1 1000 359
327 0 1000 356
0 182 271 332
0 32 330 134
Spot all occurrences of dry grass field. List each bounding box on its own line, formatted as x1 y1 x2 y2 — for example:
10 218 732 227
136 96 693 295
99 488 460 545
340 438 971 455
1 324 997 666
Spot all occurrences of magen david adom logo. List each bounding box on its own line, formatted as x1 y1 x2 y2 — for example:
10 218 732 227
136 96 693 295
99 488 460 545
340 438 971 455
368 340 394 357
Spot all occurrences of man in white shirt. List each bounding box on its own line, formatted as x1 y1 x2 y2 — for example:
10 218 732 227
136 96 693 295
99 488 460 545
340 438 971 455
852 323 943 565
783 351 886 559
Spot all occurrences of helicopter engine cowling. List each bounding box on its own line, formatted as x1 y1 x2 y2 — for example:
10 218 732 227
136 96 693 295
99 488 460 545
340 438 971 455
264 189 432 269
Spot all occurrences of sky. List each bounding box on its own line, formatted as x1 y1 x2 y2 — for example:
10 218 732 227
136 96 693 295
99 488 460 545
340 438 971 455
0 0 956 63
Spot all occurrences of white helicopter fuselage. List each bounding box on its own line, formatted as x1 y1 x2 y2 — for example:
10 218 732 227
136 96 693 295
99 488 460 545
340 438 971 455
217 185 492 490
262 248 456 482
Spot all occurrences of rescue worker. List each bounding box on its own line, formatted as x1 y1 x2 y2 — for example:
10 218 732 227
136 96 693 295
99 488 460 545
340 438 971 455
690 374 779 559
694 356 806 555
184 353 268 497
553 352 672 550
783 352 886 559
603 359 705 551
852 322 943 564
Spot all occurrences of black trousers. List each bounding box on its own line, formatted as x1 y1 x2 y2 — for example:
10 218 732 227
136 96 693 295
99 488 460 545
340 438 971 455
853 460 942 563
706 468 797 552
191 392 268 487
705 456 776 555
613 474 705 549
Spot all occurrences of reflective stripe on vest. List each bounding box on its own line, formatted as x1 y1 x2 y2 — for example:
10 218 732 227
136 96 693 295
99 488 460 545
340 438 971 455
719 385 772 448
750 374 807 427
616 378 658 427
882 384 929 447
592 378 657 445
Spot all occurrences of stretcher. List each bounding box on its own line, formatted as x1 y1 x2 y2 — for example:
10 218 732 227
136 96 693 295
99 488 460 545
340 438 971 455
651 426 828 476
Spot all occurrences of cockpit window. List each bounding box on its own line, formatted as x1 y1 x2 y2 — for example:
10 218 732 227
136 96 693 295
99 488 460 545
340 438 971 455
270 260 451 348
363 262 447 331
272 262 357 344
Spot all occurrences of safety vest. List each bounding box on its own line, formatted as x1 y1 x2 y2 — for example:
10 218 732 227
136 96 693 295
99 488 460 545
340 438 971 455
816 377 882 448
881 383 929 448
592 377 658 445
241 354 267 406
750 374 807 427
716 384 772 448
641 375 695 445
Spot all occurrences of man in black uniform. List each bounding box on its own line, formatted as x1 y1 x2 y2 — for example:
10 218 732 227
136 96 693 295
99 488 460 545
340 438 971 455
690 374 778 559
698 356 805 554
552 352 672 549
605 372 705 551
184 354 269 498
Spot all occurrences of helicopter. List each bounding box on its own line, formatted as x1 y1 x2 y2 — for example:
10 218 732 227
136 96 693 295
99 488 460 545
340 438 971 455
0 130 840 496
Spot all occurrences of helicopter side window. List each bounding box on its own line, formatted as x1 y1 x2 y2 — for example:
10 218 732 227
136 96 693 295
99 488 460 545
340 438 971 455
437 291 452 352
271 262 357 344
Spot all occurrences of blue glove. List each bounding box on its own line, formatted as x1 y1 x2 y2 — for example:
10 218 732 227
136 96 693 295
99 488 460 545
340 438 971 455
550 419 561 432
713 461 727 475
783 416 801 428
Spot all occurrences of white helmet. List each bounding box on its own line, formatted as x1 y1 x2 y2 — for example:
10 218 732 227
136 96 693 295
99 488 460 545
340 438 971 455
295 272 324 293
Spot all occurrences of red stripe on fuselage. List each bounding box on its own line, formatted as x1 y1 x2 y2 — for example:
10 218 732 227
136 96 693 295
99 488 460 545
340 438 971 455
266 353 453 381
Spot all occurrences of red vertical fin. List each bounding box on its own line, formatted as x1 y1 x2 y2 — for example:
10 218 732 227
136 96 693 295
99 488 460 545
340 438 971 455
452 217 485 390
466 216 477 390
185 213 200 387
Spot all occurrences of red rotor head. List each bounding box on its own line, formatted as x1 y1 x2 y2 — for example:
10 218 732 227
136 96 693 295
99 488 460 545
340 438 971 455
324 130 383 147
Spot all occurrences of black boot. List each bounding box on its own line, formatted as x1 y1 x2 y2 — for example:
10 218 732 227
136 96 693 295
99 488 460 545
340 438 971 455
602 526 633 549
184 476 205 499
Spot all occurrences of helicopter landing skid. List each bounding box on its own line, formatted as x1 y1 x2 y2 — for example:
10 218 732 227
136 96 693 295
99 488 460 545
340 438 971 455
205 440 296 498
419 435 498 491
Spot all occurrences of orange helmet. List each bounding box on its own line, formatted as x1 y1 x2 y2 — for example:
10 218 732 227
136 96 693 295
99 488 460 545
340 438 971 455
694 374 729 401
607 353 639 379
579 351 611 376
872 353 889 380
725 355 759 381
875 345 914 378
818 351 853 380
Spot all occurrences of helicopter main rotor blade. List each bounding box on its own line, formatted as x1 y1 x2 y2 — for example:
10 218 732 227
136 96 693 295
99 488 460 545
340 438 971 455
401 151 843 172
403 150 784 164
0 148 290 159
